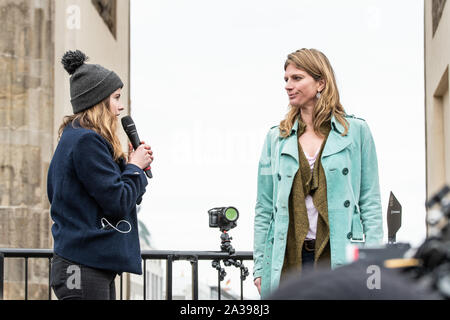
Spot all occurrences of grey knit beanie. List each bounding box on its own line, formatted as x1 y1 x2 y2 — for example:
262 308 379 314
61 50 123 114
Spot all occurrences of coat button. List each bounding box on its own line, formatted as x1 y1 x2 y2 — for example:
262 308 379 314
347 232 352 239
277 174 281 181
342 168 349 175
344 200 350 207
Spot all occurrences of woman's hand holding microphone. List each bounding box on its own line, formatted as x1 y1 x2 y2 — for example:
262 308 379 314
128 141 153 170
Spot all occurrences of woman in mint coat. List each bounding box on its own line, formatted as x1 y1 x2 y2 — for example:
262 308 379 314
253 48 383 298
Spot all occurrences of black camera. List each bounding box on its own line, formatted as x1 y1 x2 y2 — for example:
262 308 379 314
208 207 239 231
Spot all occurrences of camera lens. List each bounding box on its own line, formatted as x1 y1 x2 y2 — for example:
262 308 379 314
224 207 238 222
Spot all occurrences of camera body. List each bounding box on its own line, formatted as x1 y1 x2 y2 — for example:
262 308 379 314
208 207 239 232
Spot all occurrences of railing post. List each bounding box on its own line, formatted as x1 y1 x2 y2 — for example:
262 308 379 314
143 259 147 300
0 253 4 300
48 257 52 300
24 257 28 300
190 256 198 300
217 269 221 300
166 255 173 300
120 274 123 300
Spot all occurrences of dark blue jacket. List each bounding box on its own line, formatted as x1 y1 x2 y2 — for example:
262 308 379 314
47 123 148 274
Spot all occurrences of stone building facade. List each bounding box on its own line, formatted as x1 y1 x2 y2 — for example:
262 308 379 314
0 0 130 299
424 0 449 201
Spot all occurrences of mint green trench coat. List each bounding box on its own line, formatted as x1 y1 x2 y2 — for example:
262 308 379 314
253 115 383 298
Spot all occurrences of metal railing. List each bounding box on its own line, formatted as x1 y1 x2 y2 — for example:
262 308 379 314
0 248 253 300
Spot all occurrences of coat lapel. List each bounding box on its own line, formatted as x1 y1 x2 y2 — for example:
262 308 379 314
322 115 352 158
280 120 299 164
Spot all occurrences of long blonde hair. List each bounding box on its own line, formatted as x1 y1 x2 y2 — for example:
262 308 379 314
279 48 348 138
58 98 125 161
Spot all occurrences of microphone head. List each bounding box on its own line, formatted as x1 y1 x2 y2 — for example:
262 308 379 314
121 115 135 133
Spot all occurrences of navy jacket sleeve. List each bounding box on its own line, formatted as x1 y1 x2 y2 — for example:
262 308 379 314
72 132 148 219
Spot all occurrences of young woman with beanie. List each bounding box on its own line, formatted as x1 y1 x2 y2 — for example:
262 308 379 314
253 48 383 298
48 50 153 300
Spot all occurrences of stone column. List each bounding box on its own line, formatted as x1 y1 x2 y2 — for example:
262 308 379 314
0 0 54 300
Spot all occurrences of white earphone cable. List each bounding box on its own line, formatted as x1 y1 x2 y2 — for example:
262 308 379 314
100 217 132 234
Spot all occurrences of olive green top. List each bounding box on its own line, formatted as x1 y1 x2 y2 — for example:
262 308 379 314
281 118 332 277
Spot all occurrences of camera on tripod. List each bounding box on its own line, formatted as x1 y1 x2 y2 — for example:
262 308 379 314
208 206 239 231
207 206 249 282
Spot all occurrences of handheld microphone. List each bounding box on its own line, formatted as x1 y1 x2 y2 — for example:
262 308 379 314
121 115 153 179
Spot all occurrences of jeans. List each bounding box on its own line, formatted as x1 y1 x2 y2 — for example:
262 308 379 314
50 254 117 300
302 247 315 273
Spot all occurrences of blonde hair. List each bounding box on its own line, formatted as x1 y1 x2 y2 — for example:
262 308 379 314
58 99 125 162
279 48 348 138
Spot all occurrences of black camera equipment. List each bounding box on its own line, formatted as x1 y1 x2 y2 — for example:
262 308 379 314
405 185 450 298
356 187 450 299
208 207 249 284
208 207 239 231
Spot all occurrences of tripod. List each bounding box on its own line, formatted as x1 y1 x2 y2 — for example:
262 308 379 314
211 230 249 283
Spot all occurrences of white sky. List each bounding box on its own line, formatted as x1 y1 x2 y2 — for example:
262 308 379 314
130 0 425 299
